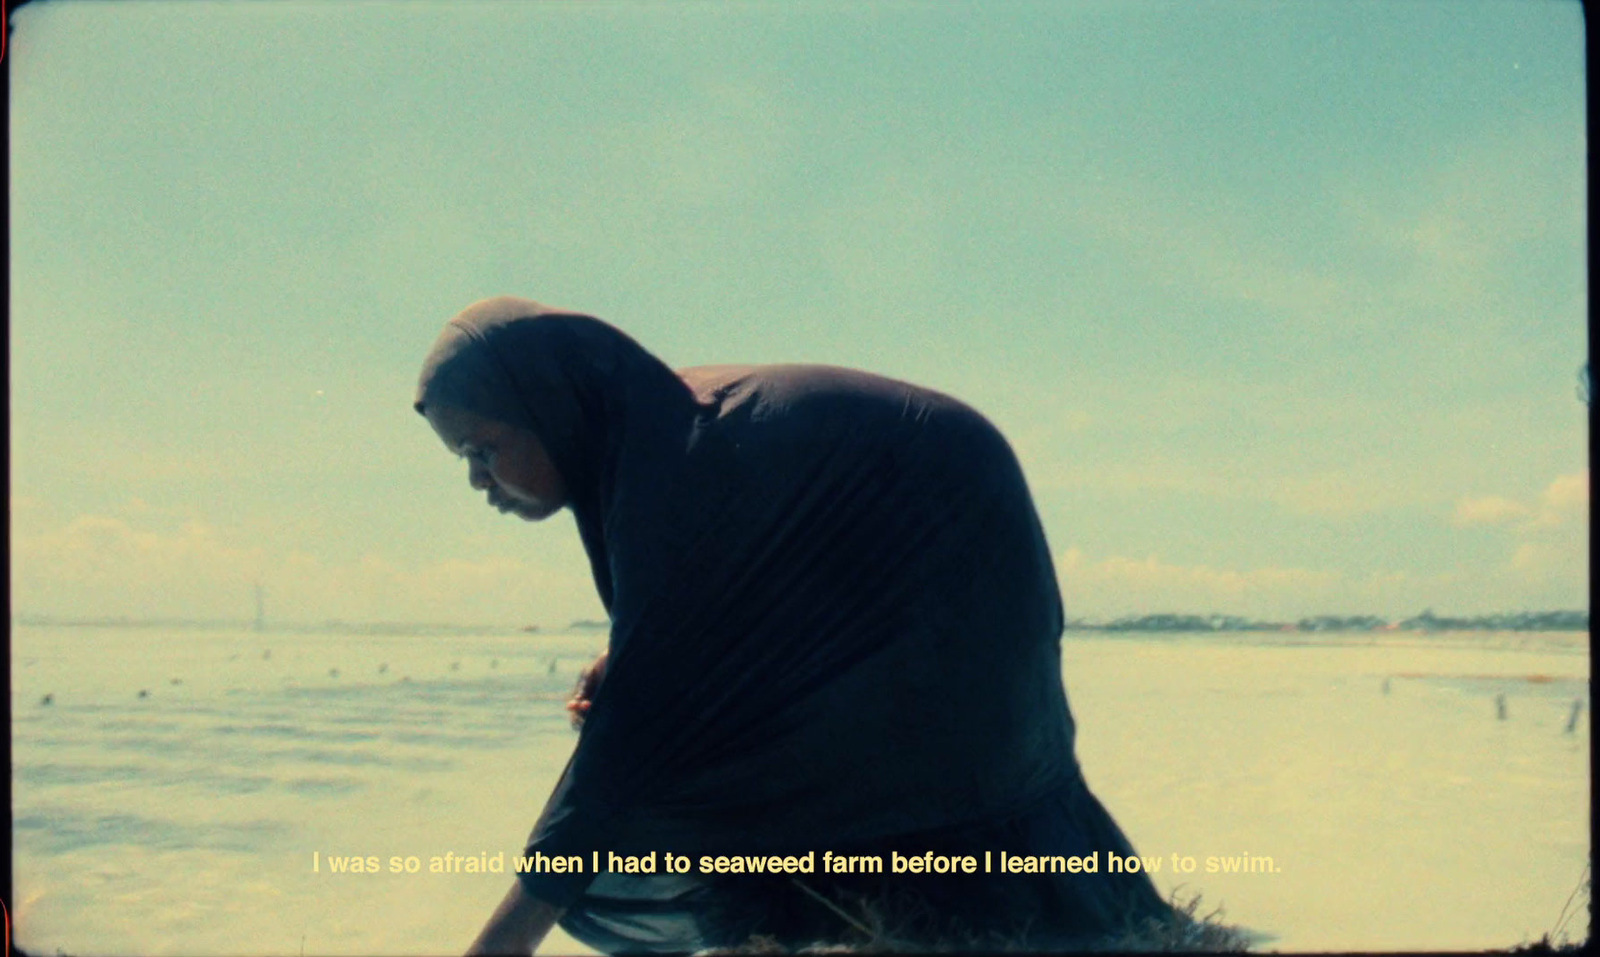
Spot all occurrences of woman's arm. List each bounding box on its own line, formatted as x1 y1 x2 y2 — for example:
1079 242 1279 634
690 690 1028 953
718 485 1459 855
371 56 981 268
474 652 602 954
565 650 608 730
465 880 565 956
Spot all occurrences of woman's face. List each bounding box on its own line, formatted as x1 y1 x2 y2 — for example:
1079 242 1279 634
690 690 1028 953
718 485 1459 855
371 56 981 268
424 404 569 521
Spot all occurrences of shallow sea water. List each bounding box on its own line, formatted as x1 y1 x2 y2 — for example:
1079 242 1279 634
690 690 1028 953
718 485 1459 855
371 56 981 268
8 626 1590 954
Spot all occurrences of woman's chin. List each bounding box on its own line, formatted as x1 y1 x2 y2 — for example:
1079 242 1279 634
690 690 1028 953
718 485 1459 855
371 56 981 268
509 502 560 522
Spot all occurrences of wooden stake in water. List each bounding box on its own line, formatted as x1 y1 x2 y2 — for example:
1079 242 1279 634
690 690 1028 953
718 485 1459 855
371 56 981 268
1563 699 1583 734
1495 693 1508 721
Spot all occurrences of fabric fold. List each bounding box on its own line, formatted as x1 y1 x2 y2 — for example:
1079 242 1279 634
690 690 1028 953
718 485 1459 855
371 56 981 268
416 299 1167 949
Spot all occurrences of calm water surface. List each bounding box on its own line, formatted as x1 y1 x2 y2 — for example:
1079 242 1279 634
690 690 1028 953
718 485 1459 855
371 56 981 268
9 626 1590 953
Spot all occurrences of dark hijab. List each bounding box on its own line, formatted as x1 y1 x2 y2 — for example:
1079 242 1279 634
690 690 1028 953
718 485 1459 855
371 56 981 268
417 298 1146 948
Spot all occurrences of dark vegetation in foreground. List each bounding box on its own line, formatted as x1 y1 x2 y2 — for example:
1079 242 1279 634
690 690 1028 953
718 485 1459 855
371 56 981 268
699 888 1253 954
702 862 1593 954
1511 937 1590 955
10 873 1588 955
1513 861 1593 955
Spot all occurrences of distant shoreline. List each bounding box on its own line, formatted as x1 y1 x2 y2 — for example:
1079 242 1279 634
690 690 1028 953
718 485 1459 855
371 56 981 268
7 616 600 637
10 610 1588 636
1066 610 1589 634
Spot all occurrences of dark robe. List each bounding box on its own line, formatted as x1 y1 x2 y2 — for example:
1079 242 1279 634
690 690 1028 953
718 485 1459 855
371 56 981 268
416 297 1170 952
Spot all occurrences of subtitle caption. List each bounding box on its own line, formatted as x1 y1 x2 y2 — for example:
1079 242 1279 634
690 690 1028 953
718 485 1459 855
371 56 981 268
312 849 1280 876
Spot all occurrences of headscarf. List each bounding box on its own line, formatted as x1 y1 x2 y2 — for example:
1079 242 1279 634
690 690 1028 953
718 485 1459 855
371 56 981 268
415 296 697 606
415 297 1082 928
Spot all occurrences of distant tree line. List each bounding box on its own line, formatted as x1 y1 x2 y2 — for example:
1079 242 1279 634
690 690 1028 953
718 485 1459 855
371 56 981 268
1066 609 1589 633
18 609 1588 635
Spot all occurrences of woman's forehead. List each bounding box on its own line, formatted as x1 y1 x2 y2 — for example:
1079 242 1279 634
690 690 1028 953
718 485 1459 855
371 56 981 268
425 403 505 449
416 317 532 431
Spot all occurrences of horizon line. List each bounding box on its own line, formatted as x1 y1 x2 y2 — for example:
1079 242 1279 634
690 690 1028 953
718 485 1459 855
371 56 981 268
9 610 1589 635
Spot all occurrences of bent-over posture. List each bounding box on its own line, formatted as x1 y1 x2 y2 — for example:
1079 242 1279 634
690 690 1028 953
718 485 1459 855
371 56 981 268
415 297 1171 954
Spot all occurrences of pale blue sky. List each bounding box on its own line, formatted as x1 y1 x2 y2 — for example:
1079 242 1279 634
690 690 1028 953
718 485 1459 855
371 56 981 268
8 0 1588 625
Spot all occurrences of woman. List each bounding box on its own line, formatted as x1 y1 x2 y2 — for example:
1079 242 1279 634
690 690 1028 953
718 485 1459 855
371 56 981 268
415 297 1171 955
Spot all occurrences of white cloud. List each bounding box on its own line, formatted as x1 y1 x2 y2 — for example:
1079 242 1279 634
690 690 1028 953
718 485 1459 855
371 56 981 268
11 510 600 626
1057 547 1339 619
1499 471 1589 593
12 514 265 618
1451 470 1588 535
1432 469 1588 606
1056 535 1585 621
1530 470 1589 528
1452 495 1531 527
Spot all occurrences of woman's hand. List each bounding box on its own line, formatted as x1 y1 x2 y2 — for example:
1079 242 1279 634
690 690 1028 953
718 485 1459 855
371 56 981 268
465 880 565 956
565 650 608 730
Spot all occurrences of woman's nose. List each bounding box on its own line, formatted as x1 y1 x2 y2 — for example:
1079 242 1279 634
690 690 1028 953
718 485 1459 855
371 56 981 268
468 459 494 490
